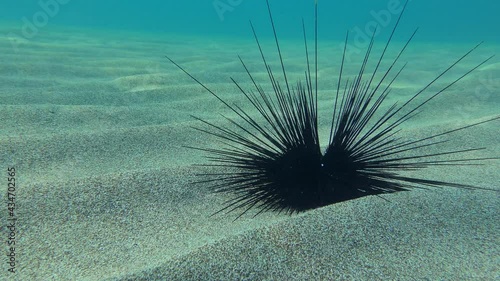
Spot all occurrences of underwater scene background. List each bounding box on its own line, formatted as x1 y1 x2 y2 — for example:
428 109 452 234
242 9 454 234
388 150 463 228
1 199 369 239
0 0 498 280
2 0 500 42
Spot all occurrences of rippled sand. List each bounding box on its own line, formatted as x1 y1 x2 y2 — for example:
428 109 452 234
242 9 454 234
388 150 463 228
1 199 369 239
0 23 498 280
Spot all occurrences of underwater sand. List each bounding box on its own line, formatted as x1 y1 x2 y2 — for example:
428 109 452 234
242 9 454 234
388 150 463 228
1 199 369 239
0 23 499 280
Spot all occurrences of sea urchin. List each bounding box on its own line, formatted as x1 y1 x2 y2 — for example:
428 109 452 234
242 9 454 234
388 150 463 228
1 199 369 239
167 0 499 218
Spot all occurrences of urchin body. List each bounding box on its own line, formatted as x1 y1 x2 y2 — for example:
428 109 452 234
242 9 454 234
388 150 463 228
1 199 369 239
168 0 499 218
263 145 373 211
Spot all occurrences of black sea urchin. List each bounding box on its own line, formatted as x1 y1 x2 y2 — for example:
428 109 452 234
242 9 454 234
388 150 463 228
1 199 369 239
167 0 499 218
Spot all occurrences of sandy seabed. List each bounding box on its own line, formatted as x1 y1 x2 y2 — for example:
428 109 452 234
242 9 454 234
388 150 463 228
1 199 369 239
0 23 499 280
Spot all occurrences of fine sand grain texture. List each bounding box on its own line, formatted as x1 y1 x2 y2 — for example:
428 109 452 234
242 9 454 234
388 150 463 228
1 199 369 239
0 22 499 281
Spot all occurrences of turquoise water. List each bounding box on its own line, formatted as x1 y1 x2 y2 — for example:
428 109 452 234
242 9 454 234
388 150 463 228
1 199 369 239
2 0 499 42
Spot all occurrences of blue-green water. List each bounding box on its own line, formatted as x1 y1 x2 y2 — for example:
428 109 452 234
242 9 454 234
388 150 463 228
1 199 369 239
2 0 499 42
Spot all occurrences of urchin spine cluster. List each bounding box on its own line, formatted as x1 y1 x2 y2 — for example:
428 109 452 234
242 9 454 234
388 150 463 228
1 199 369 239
167 0 498 218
